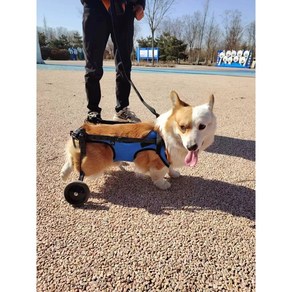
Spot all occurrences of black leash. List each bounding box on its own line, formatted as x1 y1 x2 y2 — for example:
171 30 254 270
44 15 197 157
109 0 160 118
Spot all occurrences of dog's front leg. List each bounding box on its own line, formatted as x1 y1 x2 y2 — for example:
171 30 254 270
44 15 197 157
168 166 180 178
150 167 170 190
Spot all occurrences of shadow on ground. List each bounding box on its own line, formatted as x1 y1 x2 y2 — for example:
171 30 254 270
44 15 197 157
206 135 255 161
84 170 255 220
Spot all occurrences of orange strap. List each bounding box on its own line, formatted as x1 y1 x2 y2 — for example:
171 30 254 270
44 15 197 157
101 0 126 12
102 0 110 10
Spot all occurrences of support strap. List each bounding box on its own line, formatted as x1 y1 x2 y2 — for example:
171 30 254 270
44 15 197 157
70 127 170 168
71 128 87 181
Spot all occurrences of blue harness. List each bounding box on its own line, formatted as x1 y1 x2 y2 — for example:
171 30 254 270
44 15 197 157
71 128 169 168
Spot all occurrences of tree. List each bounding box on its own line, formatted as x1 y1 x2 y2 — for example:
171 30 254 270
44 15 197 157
55 27 69 39
145 0 175 66
182 12 201 63
204 14 221 64
223 10 244 50
156 32 187 63
38 31 48 47
71 31 83 47
159 17 184 40
43 17 48 39
137 36 156 48
245 21 255 55
49 34 70 49
195 0 210 64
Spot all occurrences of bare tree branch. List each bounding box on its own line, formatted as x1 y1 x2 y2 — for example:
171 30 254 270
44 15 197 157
145 0 175 65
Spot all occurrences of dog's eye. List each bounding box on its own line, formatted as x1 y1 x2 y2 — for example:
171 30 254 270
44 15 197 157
179 125 187 132
198 124 206 130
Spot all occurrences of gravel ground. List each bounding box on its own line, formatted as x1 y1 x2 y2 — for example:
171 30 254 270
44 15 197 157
37 65 255 291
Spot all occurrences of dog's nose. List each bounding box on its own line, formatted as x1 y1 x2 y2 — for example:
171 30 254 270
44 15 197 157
187 144 198 151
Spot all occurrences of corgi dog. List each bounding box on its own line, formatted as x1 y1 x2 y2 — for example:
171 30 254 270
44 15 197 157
60 91 216 190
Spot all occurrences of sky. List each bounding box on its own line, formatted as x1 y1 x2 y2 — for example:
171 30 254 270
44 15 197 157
37 0 255 38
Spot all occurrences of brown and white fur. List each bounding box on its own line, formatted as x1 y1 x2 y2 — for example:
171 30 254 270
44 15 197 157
60 91 216 190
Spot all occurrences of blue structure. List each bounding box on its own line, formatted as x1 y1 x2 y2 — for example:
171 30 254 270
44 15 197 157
136 47 159 62
216 50 253 68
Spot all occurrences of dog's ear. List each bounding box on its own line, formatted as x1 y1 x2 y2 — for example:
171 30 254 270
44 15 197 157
170 90 189 108
208 94 215 111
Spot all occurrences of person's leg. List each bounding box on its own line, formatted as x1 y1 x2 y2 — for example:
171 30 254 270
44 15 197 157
111 5 134 112
111 5 141 122
82 0 110 118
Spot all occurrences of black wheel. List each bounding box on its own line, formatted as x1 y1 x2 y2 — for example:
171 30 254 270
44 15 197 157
64 181 90 206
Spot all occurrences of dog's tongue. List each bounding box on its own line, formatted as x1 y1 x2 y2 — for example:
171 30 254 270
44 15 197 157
185 151 198 167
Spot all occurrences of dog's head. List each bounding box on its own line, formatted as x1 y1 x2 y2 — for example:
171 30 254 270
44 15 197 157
160 90 217 167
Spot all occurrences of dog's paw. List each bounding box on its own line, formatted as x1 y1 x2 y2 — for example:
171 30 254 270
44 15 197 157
60 167 70 181
154 179 171 190
118 161 130 171
60 172 69 181
135 172 147 179
169 168 180 178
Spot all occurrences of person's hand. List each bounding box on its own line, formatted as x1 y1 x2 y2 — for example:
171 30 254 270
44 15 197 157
133 4 144 20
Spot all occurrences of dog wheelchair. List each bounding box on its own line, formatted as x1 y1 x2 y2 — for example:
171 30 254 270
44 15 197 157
64 124 169 207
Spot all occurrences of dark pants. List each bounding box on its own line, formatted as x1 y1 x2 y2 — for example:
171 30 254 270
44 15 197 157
82 0 134 114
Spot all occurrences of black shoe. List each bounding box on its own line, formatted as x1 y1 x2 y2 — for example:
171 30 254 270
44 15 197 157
86 111 102 124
